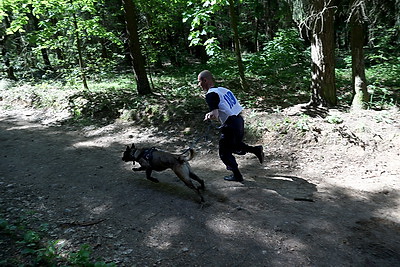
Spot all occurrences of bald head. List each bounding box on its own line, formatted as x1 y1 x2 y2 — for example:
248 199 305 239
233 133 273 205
198 70 215 91
198 70 214 81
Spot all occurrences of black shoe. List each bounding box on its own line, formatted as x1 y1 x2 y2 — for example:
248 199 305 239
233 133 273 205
255 145 264 164
224 174 243 182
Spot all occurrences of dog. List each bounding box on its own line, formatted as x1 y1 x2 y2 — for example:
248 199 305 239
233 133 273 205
122 144 205 202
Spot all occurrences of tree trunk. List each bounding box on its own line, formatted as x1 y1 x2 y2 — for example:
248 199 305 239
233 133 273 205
1 15 18 81
2 48 17 81
28 5 53 70
309 0 337 107
228 0 248 92
41 49 52 70
51 18 65 63
122 0 151 95
254 17 260 52
350 0 369 110
71 8 89 90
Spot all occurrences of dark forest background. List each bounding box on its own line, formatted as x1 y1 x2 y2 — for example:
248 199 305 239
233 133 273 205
1 0 399 122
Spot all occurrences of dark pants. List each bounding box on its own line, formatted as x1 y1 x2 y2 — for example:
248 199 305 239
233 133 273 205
219 115 255 172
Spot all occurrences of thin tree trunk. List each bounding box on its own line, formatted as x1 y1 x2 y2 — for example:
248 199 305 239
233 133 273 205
2 48 17 81
51 18 65 63
41 49 52 69
350 0 369 110
71 8 89 90
228 0 248 92
1 15 17 81
122 0 151 95
254 17 260 52
28 4 53 70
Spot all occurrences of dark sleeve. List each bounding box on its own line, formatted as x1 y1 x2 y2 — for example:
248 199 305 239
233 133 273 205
205 92 220 111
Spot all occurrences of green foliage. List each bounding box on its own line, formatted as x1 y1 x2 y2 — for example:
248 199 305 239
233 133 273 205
0 215 115 266
244 28 310 77
1 0 124 82
207 51 238 77
1 0 399 116
366 61 400 87
367 85 398 110
138 0 191 66
69 244 92 265
326 115 344 124
294 114 311 132
2 0 399 106
367 25 400 64
200 28 312 110
335 51 399 108
183 0 226 57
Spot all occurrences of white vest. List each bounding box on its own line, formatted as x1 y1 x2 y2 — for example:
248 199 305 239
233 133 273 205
207 87 243 124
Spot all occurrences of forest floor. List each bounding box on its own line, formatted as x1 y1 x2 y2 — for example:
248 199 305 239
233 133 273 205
1 100 400 266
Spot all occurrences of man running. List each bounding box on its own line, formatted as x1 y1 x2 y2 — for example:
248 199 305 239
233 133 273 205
198 70 264 182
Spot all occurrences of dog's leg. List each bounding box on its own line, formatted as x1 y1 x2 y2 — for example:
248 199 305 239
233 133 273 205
173 167 204 202
145 168 159 183
189 171 205 190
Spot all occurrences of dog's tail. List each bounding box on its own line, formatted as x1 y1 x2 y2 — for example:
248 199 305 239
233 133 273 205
179 148 195 162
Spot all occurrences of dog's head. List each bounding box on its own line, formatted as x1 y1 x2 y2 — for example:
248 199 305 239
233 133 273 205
122 143 139 163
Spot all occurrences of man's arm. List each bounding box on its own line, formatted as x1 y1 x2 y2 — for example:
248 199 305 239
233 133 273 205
204 92 220 121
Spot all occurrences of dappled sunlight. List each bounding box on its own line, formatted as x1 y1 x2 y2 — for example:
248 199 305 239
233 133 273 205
144 217 184 250
204 213 315 259
319 174 399 197
81 124 125 138
54 239 73 258
369 190 400 223
279 237 308 252
80 196 112 216
235 173 317 201
69 139 108 148
206 216 238 236
262 174 295 182
90 203 112 215
7 124 42 131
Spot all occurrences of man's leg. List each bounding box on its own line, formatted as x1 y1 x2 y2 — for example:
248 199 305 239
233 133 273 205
219 127 243 181
232 115 264 164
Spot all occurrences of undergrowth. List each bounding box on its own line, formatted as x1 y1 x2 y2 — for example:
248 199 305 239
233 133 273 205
0 49 398 128
0 215 114 266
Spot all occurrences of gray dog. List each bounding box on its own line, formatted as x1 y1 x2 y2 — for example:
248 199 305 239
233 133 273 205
122 144 205 202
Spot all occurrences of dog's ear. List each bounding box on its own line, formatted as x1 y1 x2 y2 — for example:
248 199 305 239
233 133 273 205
131 143 135 149
126 145 130 150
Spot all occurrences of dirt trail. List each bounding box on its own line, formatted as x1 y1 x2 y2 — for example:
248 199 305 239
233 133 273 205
1 107 399 266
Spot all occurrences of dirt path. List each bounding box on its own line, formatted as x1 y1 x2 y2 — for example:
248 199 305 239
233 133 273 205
1 107 399 266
